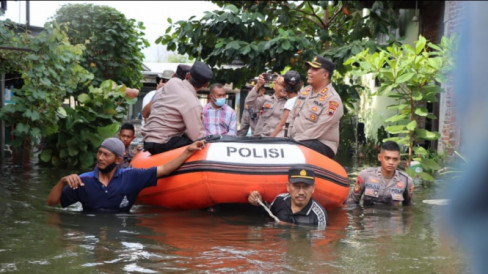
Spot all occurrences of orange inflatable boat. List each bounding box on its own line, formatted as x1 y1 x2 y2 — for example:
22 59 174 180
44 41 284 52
131 136 349 210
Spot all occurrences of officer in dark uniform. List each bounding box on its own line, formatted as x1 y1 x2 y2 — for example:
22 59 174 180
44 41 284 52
248 167 328 229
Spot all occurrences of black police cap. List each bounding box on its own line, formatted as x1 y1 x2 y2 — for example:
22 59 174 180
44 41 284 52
190 61 213 86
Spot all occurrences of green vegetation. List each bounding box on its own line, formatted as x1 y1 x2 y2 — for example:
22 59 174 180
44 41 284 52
52 3 149 89
345 35 456 181
0 20 92 159
158 1 399 110
40 80 136 169
1 3 141 168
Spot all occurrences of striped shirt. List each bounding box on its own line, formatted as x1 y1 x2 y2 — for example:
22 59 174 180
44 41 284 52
202 103 237 136
269 193 327 229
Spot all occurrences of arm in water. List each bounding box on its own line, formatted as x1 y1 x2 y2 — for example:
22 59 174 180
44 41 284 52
46 140 206 206
248 190 282 223
46 174 85 206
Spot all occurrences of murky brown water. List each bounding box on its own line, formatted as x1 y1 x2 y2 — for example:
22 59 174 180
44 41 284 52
0 156 466 273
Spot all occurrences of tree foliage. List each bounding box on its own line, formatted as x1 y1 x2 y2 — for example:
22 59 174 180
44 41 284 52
0 20 93 150
345 35 456 181
0 19 136 168
157 1 398 108
40 80 137 170
52 3 149 89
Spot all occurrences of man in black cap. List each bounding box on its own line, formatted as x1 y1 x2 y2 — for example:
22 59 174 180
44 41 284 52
47 137 206 213
142 61 213 154
287 56 344 159
174 64 191 80
248 166 328 228
142 65 191 122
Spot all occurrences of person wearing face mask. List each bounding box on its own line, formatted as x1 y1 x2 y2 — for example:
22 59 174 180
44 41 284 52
202 83 237 136
46 137 206 213
245 73 288 137
248 166 328 229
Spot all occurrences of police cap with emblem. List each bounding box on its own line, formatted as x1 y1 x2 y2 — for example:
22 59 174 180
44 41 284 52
288 166 315 185
190 61 213 86
306 56 335 74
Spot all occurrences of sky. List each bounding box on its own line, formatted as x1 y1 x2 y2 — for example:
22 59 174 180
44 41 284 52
2 1 219 62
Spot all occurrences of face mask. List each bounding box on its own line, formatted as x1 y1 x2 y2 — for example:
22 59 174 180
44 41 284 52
215 98 226 107
99 161 118 174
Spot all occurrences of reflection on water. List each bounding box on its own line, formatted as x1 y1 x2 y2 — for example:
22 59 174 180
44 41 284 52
0 158 466 273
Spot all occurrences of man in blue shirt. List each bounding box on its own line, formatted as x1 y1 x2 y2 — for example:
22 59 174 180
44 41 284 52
47 137 205 213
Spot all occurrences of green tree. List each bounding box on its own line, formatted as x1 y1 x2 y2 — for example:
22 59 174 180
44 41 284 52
40 80 136 169
52 3 149 89
345 35 456 182
167 53 190 63
157 1 398 109
0 20 93 160
1 20 136 168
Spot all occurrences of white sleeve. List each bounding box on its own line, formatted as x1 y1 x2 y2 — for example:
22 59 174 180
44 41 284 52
284 97 297 111
142 90 156 109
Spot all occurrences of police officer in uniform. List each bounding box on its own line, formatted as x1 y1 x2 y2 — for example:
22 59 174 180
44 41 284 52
237 86 265 136
245 73 287 137
248 166 328 229
142 61 213 155
287 56 343 158
346 141 414 206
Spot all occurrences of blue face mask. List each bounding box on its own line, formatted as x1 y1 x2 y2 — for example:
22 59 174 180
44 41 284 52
215 98 226 107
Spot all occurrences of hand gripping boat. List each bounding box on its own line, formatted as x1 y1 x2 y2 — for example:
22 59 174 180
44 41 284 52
131 136 349 210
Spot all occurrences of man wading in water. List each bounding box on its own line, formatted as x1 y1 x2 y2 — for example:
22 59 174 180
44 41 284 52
248 166 327 229
47 137 205 213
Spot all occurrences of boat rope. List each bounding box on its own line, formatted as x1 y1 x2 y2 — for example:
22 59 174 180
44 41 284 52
256 199 280 223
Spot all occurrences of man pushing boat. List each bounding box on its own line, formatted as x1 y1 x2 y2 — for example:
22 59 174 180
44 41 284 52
248 166 328 229
46 137 205 213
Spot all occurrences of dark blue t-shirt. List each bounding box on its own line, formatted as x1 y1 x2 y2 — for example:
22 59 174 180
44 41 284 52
60 166 158 213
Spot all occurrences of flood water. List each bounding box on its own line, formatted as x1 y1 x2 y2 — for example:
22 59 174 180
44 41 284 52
0 156 466 273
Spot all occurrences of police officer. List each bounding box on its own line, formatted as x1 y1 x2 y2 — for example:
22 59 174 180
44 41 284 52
245 73 287 137
174 64 191 80
142 65 191 127
142 61 213 155
270 70 302 137
287 56 344 158
248 166 328 229
346 141 414 206
237 86 265 136
141 69 174 127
